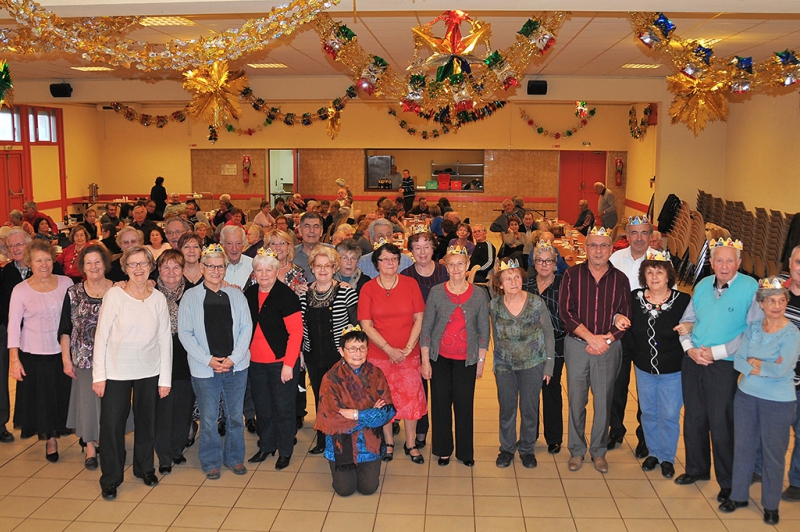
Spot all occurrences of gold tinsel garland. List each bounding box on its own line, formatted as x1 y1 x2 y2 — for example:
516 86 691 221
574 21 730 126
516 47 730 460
0 0 340 71
629 12 800 136
628 105 651 139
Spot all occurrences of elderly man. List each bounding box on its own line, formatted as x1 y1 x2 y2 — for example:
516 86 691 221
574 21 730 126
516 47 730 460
559 227 631 473
163 193 186 217
107 226 146 282
164 217 191 249
293 212 332 282
490 199 518 234
468 224 495 284
185 200 209 228
243 225 265 258
22 201 58 234
129 205 159 245
145 200 164 222
357 218 413 279
674 239 761 504
100 203 123 229
220 225 253 291
7 210 34 235
594 182 618 229
782 245 800 502
607 216 653 458
574 199 595 236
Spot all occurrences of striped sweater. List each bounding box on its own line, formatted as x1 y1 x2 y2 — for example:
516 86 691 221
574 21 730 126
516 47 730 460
300 283 358 353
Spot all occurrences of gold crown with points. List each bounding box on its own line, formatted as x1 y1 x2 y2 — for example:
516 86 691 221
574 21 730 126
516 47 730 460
534 239 556 253
202 243 224 255
373 237 390 250
588 226 611 237
498 258 520 271
758 277 784 290
411 224 428 235
646 249 671 261
446 244 469 256
708 237 743 250
256 247 278 258
628 215 650 225
341 324 362 336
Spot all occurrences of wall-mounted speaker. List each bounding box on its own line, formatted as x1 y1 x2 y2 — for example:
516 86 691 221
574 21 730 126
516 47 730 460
527 80 548 95
49 83 73 98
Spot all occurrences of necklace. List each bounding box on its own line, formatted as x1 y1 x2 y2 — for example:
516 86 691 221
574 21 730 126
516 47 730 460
311 281 335 301
377 275 398 297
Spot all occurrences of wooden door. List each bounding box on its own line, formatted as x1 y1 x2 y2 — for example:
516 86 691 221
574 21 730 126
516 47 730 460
0 152 24 220
558 151 607 224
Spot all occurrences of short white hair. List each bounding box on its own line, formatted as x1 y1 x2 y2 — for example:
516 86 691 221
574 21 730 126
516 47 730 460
220 225 245 245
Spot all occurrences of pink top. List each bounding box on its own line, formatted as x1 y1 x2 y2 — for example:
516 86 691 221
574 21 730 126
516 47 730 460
8 275 73 354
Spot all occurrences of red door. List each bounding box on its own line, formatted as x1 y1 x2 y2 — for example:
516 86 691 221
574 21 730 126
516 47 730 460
558 151 607 224
0 153 24 220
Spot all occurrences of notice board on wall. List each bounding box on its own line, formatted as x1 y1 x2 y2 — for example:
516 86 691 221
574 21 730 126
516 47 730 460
190 149 267 209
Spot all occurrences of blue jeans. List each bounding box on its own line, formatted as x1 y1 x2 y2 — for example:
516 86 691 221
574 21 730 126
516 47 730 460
789 389 800 487
635 368 682 463
192 369 248 473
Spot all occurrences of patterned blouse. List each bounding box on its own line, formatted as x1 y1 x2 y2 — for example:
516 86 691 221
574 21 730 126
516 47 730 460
58 282 104 369
489 293 555 374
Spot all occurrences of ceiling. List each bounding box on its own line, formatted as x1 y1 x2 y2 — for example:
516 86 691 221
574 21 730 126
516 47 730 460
4 2 800 95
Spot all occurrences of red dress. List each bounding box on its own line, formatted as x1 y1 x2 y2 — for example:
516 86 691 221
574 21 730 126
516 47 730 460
358 275 426 421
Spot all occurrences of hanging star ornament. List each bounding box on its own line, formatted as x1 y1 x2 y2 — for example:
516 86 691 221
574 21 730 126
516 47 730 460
183 61 249 129
667 74 728 136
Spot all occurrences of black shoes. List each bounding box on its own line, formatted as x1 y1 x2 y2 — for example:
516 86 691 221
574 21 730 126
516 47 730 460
641 456 659 471
173 455 187 465
101 485 117 500
309 445 325 455
403 443 424 464
764 509 779 525
438 456 450 466
661 461 675 478
0 430 14 443
382 443 394 462
782 484 800 501
45 451 59 463
159 464 172 475
248 450 276 463
496 451 514 468
415 436 427 449
521 454 537 468
718 499 748 513
634 441 649 459
296 417 304 430
717 488 731 503
606 434 624 450
462 459 475 467
84 457 99 470
275 456 291 470
138 472 159 486
674 473 711 485
548 443 561 455
246 418 258 434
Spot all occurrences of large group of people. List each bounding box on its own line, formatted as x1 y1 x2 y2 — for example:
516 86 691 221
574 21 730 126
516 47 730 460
1 190 799 526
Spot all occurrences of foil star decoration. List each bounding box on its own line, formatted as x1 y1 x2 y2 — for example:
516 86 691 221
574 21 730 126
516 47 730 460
408 10 491 81
183 61 249 128
0 60 13 108
667 74 728 136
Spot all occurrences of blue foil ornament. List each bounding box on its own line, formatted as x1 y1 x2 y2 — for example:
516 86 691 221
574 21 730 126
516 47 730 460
654 13 675 38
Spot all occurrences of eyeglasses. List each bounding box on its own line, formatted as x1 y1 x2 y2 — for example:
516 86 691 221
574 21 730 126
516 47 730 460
204 264 226 271
586 243 611 249
313 263 334 270
344 346 368 354
534 259 555 265
126 261 150 270
445 262 466 269
378 257 399 264
120 239 140 246
8 242 26 249
340 255 358 262
165 229 185 236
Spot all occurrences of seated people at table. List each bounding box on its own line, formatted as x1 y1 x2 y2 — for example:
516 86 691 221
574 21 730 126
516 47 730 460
185 200 209 228
129 205 159 245
80 209 100 241
429 205 444 237
575 199 595 236
33 218 57 244
253 201 276 231
22 201 58 234
58 225 90 282
163 194 186 218
490 199 517 234
448 223 475 256
357 219 413 279
500 217 525 260
101 203 123 228
225 208 245 228
316 326 395 496
7 209 34 236
437 197 453 214
145 200 164 222
212 194 234 229
408 196 430 217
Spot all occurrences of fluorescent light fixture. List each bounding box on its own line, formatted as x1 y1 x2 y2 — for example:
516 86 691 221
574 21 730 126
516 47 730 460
71 66 114 72
139 16 195 27
247 63 289 69
622 63 662 69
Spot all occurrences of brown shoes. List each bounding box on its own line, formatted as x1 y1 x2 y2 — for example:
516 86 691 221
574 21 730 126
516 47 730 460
592 456 609 473
568 455 583 471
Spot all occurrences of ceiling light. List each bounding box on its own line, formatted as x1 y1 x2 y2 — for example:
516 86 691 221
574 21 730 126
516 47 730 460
622 63 662 69
247 63 289 69
139 16 195 27
71 66 113 72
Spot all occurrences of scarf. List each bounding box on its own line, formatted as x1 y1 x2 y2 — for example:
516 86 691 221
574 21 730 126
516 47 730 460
335 268 363 288
315 360 393 470
157 277 185 334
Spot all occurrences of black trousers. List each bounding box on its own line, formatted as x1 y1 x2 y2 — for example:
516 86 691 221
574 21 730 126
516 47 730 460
99 376 159 489
250 360 299 458
329 459 381 497
539 338 565 445
155 379 195 467
609 341 646 444
0 328 9 428
307 362 336 448
430 356 477 462
681 357 738 489
417 377 429 439
403 195 415 213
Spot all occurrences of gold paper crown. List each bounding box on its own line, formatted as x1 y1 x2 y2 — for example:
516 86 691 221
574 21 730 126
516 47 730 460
498 258 520 271
257 247 278 258
341 324 362 336
411 224 428 235
646 249 671 261
708 237 744 250
373 237 390 250
202 243 224 255
534 239 556 253
446 244 469 256
589 227 611 237
758 277 784 290
628 215 650 225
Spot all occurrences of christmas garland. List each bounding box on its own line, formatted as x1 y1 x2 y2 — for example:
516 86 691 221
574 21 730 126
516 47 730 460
389 101 506 139
629 105 651 139
519 105 596 139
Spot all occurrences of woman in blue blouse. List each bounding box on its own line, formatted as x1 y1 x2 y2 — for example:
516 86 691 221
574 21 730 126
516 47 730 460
719 278 800 525
315 326 395 496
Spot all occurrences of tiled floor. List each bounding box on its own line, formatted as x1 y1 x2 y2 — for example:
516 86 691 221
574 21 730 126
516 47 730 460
0 365 798 532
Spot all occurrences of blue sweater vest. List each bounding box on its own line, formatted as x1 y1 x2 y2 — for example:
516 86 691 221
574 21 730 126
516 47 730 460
691 275 758 361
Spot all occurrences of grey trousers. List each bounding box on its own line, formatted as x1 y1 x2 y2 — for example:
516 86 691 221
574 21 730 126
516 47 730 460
564 336 622 458
731 390 796 511
495 363 545 455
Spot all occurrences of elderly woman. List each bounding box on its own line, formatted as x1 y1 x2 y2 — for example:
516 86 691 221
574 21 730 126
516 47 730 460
266 229 307 293
57 225 90 282
316 326 395 496
59 244 113 470
107 226 144 282
334 238 368 293
403 231 449 301
178 232 204 286
448 223 475 256
243 224 265 258
8 239 73 461
145 227 171 261
525 241 568 455
154 250 195 475
359 243 426 463
244 248 303 469
93 246 172 500
614 252 690 478
718 279 800 524
194 222 214 247
212 194 233 229
420 246 489 466
301 246 358 454
490 257 555 469
178 245 252 480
